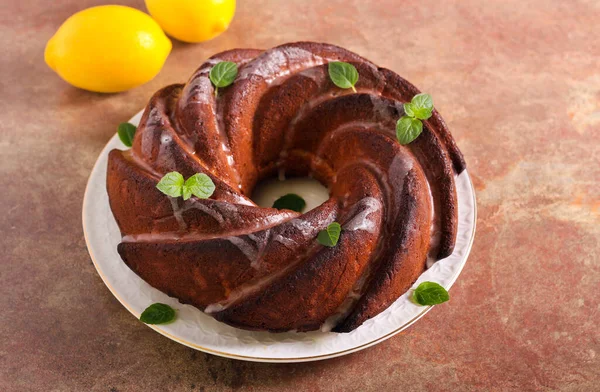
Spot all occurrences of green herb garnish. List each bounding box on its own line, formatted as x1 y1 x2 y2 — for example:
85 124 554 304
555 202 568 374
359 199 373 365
396 116 423 145
328 61 359 92
156 172 215 200
412 281 449 306
396 93 434 145
209 61 238 96
317 222 342 247
272 194 306 212
140 303 176 325
156 172 185 198
403 93 434 120
182 173 216 200
117 123 137 147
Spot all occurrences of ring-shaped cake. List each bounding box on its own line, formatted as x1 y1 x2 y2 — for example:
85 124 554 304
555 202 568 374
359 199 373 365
107 42 466 333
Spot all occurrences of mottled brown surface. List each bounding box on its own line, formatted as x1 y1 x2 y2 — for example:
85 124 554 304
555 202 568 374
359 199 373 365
1 0 599 391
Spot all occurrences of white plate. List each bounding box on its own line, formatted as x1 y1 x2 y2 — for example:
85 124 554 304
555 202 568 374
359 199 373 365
82 110 477 363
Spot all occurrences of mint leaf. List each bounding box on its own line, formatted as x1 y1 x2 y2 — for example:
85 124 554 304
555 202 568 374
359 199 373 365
403 102 416 118
396 116 423 145
140 303 176 324
209 61 238 96
317 222 342 247
413 282 449 306
272 194 306 212
117 123 136 147
156 172 184 198
409 93 434 120
182 173 215 200
328 61 359 92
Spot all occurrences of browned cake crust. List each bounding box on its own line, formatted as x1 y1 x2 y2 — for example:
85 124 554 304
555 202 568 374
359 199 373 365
106 42 466 332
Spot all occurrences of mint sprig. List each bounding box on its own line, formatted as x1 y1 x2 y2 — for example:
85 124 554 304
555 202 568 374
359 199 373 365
140 303 176 325
156 171 215 200
273 194 306 213
317 222 342 247
209 61 238 96
328 61 359 92
396 93 434 145
117 123 137 147
412 281 449 306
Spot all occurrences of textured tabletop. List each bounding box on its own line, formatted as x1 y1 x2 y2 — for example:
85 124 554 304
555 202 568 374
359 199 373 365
1 0 599 391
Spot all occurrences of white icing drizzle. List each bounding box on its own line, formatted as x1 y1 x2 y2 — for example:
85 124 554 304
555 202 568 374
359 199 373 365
226 236 258 265
186 199 225 224
181 57 243 190
367 95 402 126
139 107 162 159
425 179 441 268
202 236 323 314
188 200 292 232
124 150 160 177
131 105 232 198
213 98 243 189
237 47 327 85
246 233 261 243
184 58 222 105
388 154 414 181
388 155 414 215
213 200 239 219
310 120 379 175
156 130 174 168
320 265 371 332
236 47 335 175
276 68 388 168
184 76 214 105
203 271 279 314
347 155 412 227
128 147 254 213
132 198 258 239
288 207 335 238
204 303 225 314
273 234 297 249
298 66 326 84
252 213 285 230
368 94 392 120
343 197 382 233
320 199 387 332
230 193 256 206
196 58 222 75
277 90 351 169
289 218 314 236
122 221 282 244
367 61 387 87
247 230 272 269
168 198 188 231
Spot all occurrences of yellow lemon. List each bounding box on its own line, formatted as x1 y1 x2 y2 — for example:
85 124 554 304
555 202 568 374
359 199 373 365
45 5 172 93
145 0 236 43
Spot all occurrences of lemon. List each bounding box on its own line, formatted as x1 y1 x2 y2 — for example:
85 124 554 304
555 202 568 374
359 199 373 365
45 5 172 93
145 0 236 43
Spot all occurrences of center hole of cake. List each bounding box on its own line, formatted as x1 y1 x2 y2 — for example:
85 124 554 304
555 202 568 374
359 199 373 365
251 176 330 213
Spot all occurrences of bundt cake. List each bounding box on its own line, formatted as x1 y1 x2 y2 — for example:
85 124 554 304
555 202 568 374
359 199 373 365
106 42 466 333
